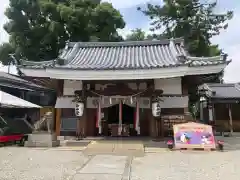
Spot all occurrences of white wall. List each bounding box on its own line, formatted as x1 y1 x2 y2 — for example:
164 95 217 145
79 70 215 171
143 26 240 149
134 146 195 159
154 77 182 94
60 78 188 109
63 80 82 95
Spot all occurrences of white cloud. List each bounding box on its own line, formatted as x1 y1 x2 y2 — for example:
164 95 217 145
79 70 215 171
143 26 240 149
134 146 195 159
0 0 9 43
211 12 240 83
0 63 17 75
118 25 162 39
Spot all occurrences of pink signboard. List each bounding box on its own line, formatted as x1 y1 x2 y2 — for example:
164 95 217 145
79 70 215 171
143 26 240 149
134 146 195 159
173 122 216 149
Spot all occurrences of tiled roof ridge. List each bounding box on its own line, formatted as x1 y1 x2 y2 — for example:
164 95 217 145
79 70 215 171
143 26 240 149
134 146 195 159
67 38 184 48
20 59 55 66
186 56 223 62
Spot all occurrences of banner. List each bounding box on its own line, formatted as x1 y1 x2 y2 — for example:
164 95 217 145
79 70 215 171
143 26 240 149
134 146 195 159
173 122 216 149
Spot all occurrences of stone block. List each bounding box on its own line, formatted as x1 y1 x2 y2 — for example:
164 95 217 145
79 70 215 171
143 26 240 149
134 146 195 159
25 132 60 147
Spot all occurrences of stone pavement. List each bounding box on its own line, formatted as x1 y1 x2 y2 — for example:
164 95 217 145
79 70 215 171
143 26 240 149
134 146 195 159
0 137 240 180
83 140 145 156
0 146 240 179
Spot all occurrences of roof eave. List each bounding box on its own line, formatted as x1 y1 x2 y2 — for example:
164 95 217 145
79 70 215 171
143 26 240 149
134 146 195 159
19 62 226 80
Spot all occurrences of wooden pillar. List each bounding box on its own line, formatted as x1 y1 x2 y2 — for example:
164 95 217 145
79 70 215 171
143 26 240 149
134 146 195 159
150 116 156 137
55 79 63 136
82 82 87 137
149 97 155 138
181 77 192 121
118 100 122 136
55 108 61 136
199 102 204 121
228 104 233 136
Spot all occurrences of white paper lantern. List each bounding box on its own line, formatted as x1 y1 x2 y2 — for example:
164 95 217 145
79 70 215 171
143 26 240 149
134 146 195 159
152 101 161 117
75 102 84 117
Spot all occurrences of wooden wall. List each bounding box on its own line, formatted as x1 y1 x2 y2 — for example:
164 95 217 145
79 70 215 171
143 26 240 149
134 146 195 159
214 103 240 132
54 78 192 137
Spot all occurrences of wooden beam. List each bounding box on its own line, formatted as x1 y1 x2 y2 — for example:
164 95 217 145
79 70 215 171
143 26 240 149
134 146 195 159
84 79 154 84
55 79 64 136
55 108 61 136
75 89 163 97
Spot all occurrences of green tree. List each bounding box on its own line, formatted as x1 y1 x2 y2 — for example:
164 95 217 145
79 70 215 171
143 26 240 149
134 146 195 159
138 0 233 57
125 29 168 41
0 43 14 65
126 28 146 41
2 0 125 63
139 0 233 116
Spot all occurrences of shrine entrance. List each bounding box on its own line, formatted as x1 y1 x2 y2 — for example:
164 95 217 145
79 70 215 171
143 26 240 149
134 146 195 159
102 103 135 137
122 104 135 136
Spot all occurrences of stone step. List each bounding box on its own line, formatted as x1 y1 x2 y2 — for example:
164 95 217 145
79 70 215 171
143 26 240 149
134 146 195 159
25 133 60 147
25 140 60 147
64 140 91 147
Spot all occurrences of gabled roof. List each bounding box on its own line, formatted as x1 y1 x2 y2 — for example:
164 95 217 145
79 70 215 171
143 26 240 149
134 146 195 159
18 38 230 80
198 83 240 99
20 38 227 70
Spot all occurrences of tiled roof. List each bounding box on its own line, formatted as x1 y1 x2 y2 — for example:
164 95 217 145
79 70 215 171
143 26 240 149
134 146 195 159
199 83 240 99
20 59 55 69
19 38 227 70
0 71 51 90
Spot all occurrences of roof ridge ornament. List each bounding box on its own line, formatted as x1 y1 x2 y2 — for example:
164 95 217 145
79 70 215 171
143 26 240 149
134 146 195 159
55 58 65 66
234 83 240 92
221 53 228 62
177 55 187 63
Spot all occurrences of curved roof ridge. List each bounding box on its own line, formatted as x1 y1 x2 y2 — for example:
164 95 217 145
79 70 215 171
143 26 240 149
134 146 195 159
20 59 55 66
186 56 223 61
67 38 184 48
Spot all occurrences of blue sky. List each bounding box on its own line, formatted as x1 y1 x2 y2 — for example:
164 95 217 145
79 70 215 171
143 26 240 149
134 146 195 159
0 0 239 82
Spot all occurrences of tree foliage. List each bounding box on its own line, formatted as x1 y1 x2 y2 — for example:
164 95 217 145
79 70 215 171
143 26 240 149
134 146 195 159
139 0 233 114
125 28 168 41
126 28 146 41
1 0 125 63
0 43 14 65
139 0 233 57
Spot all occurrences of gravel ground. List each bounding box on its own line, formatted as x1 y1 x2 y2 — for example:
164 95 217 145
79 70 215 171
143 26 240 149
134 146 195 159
0 139 240 180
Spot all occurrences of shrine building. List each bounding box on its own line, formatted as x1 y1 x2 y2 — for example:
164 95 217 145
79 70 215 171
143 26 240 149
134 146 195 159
19 38 229 138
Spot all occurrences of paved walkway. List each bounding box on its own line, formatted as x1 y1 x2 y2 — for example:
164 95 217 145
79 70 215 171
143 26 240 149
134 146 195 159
83 140 144 156
0 146 240 180
0 137 239 179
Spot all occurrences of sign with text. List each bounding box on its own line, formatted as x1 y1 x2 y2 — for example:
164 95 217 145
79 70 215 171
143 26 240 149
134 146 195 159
173 122 216 149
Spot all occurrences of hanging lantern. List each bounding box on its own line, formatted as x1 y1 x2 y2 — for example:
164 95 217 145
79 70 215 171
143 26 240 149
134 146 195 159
75 101 84 117
130 96 133 104
200 96 207 108
152 98 161 117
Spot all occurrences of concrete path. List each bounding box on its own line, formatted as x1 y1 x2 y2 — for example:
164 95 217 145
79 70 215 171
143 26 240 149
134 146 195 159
1 137 240 179
1 146 240 180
